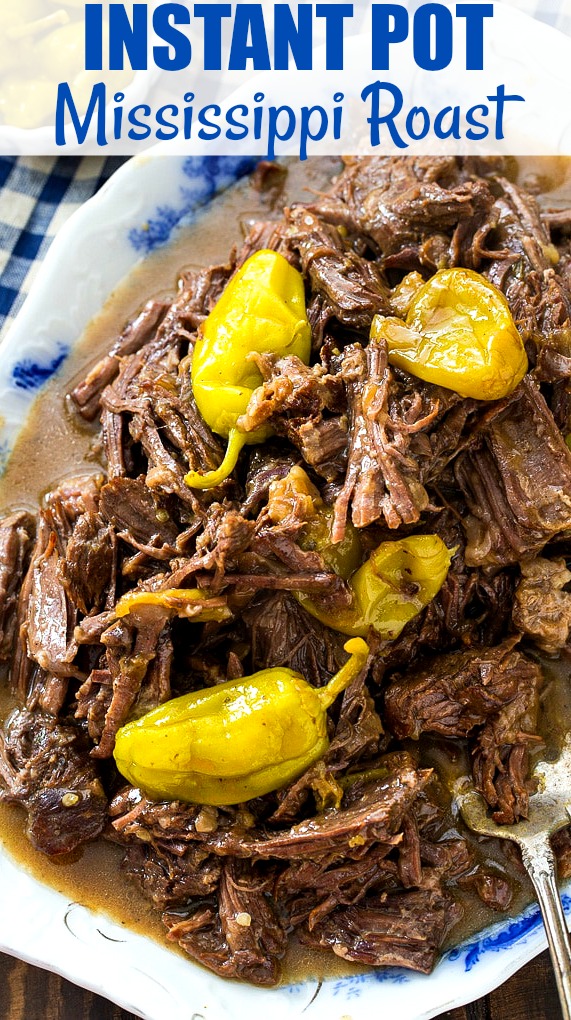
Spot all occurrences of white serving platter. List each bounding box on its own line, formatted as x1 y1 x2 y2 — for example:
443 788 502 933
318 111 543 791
1 142 570 1020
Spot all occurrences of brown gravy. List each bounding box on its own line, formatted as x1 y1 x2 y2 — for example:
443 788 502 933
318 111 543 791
0 156 570 985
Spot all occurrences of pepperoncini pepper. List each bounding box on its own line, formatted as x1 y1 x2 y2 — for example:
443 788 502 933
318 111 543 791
298 534 453 639
114 588 231 623
266 466 452 639
185 250 311 489
267 465 362 580
371 267 528 401
113 637 369 805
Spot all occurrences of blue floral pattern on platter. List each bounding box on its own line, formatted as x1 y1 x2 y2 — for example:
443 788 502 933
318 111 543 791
448 893 571 972
128 155 258 253
332 969 411 995
12 342 69 391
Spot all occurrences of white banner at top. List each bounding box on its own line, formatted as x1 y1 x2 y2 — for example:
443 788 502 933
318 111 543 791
0 0 570 156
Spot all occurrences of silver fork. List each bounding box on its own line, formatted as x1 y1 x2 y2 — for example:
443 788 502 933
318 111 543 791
454 733 571 1020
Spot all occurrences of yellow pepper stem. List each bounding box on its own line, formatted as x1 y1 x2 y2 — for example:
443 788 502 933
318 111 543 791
317 638 370 710
184 428 246 490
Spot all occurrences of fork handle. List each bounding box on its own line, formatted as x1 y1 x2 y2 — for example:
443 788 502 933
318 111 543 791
520 833 571 1020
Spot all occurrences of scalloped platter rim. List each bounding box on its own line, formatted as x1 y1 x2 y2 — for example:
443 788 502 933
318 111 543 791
0 150 570 1020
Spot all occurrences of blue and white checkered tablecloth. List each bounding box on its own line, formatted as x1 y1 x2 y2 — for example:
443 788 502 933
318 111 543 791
0 1 569 343
0 156 125 341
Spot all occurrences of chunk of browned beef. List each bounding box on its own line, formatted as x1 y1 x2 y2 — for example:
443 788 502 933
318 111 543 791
60 511 114 614
92 609 172 759
69 299 169 421
385 640 536 740
407 511 519 656
127 408 208 509
167 499 348 609
274 756 461 909
317 156 494 269
299 887 462 971
201 763 432 860
78 609 175 746
75 667 113 742
109 758 431 864
513 557 571 653
294 416 349 481
99 476 178 559
460 868 513 913
25 521 78 676
173 261 233 331
483 177 571 358
332 339 432 538
385 640 543 823
122 839 221 908
285 205 392 331
178 501 256 587
455 378 571 567
12 476 104 700
12 478 104 702
235 218 292 267
277 844 399 928
238 353 347 482
44 473 103 522
98 302 224 506
0 708 107 855
242 353 346 427
0 510 35 660
101 344 223 509
247 525 352 601
324 665 384 771
164 859 287 986
244 591 345 686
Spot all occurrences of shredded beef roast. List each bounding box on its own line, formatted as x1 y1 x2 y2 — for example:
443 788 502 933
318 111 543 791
285 204 393 330
385 640 543 823
482 176 571 359
299 887 462 972
0 510 35 660
512 557 571 653
455 377 571 567
316 156 495 270
3 155 571 987
164 859 287 986
0 708 107 854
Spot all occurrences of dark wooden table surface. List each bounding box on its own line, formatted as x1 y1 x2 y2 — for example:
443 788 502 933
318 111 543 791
0 948 561 1019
